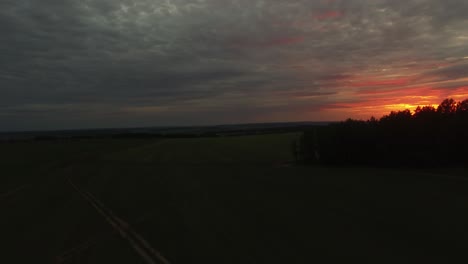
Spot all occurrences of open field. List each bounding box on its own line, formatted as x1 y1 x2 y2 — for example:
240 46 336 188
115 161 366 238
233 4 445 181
1 133 468 263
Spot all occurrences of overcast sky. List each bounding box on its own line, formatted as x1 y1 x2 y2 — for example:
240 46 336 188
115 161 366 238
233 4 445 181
1 0 468 131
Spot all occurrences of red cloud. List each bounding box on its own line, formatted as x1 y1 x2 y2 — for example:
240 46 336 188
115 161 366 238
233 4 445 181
265 36 305 46
314 11 343 20
230 36 304 48
356 86 427 96
350 77 410 87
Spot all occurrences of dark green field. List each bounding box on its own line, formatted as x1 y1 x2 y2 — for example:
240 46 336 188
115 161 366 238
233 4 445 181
1 133 468 263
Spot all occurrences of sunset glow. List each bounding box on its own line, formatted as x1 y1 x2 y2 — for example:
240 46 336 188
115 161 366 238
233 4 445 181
2 0 468 130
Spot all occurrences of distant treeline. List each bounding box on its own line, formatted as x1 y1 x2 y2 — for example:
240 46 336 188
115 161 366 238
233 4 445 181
298 98 468 167
1 125 316 143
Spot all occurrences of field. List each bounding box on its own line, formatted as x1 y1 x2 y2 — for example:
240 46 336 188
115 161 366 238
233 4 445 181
1 133 468 263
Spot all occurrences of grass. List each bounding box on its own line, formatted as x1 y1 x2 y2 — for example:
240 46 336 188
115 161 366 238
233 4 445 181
105 133 298 164
1 133 468 263
82 164 468 263
0 138 151 192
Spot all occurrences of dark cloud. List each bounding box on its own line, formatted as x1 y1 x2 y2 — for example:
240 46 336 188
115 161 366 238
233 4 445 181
1 0 468 130
423 62 468 80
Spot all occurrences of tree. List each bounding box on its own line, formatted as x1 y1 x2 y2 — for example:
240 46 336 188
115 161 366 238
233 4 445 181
368 116 378 123
299 97 468 167
414 105 436 115
437 98 457 115
456 99 468 114
414 105 438 121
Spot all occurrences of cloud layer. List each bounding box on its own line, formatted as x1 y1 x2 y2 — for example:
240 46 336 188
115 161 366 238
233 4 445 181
2 0 468 130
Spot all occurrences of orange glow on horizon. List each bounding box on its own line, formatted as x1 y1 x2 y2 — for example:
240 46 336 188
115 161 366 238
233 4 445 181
293 59 468 121
382 103 439 113
323 96 446 120
317 72 468 118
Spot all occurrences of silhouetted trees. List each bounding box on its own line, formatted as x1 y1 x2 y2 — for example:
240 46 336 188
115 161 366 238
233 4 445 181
300 98 468 167
437 98 457 115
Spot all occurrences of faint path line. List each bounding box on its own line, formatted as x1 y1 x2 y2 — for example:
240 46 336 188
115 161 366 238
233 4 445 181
0 184 28 200
67 176 171 264
55 237 98 264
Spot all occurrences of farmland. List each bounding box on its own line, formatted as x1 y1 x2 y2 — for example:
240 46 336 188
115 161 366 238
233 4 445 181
1 133 468 263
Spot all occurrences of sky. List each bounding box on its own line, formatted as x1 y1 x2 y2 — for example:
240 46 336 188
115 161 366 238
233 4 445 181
2 0 468 131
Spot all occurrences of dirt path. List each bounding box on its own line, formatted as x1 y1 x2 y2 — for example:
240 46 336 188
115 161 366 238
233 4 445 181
55 236 99 263
67 176 171 264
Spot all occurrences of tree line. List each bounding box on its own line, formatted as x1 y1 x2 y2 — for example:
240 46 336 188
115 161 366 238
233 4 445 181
298 98 468 167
